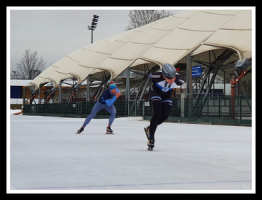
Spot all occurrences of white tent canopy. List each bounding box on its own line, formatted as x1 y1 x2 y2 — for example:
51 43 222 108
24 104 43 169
27 10 252 90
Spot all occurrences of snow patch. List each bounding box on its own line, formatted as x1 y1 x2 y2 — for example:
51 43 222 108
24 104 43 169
10 109 22 114
116 116 143 121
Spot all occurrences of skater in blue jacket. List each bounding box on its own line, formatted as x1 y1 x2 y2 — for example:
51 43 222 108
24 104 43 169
76 84 121 134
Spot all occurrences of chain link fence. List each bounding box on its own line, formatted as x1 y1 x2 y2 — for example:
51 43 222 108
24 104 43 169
23 96 251 126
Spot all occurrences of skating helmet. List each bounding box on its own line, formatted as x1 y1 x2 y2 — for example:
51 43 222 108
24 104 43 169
162 63 177 79
109 84 117 90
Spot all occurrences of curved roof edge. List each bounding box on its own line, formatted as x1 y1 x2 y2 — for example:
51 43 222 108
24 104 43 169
27 9 252 91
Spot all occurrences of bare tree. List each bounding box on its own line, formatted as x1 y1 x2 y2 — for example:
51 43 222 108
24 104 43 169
11 49 46 79
126 10 173 31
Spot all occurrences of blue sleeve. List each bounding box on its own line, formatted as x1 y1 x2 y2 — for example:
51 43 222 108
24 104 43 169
105 96 117 106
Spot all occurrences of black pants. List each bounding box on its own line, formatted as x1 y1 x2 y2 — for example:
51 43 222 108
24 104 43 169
149 100 172 139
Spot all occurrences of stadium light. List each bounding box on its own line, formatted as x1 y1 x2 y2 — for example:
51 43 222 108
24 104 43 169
87 15 99 44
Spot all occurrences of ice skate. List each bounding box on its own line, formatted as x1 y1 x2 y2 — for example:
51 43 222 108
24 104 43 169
147 139 155 151
106 126 114 134
76 127 84 134
144 126 154 151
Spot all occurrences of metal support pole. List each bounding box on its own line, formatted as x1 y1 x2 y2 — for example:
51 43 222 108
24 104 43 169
240 96 242 121
203 50 234 106
139 78 150 100
237 79 251 112
231 84 235 119
186 54 193 98
38 87 41 104
218 96 221 119
125 67 130 116
59 80 62 103
126 67 130 102
186 54 193 117
204 63 220 98
86 76 90 102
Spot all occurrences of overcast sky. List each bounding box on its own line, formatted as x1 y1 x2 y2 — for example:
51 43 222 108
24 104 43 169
9 7 182 73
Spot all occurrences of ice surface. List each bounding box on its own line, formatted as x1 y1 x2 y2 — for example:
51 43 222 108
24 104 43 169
9 112 253 192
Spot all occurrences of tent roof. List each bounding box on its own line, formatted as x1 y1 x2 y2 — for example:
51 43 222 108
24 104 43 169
28 10 252 90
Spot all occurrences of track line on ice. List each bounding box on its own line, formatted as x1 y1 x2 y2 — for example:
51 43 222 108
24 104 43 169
17 180 252 190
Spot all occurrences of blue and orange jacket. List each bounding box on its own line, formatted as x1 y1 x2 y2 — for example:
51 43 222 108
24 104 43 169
99 88 120 106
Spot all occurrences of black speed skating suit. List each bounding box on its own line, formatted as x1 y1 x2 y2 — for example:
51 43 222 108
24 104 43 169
148 72 185 140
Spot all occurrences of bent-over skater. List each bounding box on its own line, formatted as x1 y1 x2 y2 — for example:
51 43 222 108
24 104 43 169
145 63 185 150
76 84 121 134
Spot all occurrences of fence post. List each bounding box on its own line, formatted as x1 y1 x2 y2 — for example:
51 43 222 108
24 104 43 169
142 100 145 117
181 95 184 118
135 100 137 116
59 80 62 103
128 100 130 116
240 96 242 122
219 96 221 119
207 97 209 117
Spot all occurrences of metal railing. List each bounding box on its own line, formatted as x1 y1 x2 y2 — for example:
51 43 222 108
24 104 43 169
23 96 251 126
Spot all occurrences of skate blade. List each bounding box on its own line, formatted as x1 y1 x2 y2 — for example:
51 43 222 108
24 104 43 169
144 128 149 140
105 132 114 134
147 146 154 151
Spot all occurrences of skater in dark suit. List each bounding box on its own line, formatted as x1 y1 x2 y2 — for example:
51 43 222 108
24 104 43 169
145 63 185 150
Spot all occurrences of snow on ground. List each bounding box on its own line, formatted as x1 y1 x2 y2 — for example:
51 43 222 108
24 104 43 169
9 112 253 193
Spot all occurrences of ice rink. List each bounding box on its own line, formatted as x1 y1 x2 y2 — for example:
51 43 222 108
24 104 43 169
8 110 254 193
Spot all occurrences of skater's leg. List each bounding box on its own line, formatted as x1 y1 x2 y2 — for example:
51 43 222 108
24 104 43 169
105 105 116 126
157 100 172 125
82 102 106 128
149 99 162 139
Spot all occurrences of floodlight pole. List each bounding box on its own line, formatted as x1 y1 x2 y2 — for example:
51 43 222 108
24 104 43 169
86 15 99 102
88 26 94 44
87 15 99 44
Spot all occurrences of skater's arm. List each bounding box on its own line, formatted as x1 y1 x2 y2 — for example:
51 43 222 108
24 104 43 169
115 88 121 98
105 96 117 106
175 74 185 86
105 88 121 106
149 72 162 82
